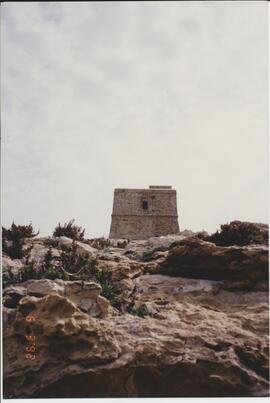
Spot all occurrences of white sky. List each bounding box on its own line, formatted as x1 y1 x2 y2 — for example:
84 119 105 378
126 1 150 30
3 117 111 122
1 1 268 238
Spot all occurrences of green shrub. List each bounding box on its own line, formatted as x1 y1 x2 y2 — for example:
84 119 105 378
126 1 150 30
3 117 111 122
77 272 91 281
129 305 149 318
43 267 68 281
44 247 53 270
2 273 19 288
2 222 39 240
59 240 90 273
20 262 39 282
53 219 85 241
43 238 59 248
207 221 268 246
2 222 38 259
99 280 119 307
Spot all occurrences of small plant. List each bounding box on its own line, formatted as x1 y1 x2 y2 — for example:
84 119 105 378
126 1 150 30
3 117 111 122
20 262 39 282
2 222 38 259
43 267 68 281
77 272 91 281
129 305 149 318
59 240 89 273
99 280 119 307
86 264 119 307
53 219 85 241
44 247 53 270
43 238 59 248
2 272 19 288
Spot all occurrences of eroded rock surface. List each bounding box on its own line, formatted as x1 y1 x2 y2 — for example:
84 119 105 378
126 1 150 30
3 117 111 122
2 230 269 398
155 237 268 288
3 279 114 318
3 273 269 398
2 255 24 281
3 293 121 398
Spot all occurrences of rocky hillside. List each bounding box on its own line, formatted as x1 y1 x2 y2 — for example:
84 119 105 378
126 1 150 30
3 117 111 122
2 222 269 398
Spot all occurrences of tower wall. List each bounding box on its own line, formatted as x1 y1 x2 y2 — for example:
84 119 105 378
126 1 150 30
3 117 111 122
109 186 179 239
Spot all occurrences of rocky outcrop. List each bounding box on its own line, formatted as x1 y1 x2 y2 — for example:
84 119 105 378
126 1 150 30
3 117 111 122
25 241 59 263
154 237 268 291
22 236 97 262
94 258 144 312
3 293 121 398
3 274 269 398
123 233 195 261
3 279 114 318
2 227 269 398
56 236 97 256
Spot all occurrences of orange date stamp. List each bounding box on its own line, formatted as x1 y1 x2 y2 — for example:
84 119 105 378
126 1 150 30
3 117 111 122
25 314 36 361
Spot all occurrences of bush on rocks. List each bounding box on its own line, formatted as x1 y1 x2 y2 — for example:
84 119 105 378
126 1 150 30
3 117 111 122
53 219 85 241
2 222 39 259
207 221 268 246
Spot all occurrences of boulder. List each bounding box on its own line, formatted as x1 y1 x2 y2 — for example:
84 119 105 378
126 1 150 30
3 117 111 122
2 255 24 285
123 234 193 261
26 242 60 263
57 236 97 256
2 285 27 309
3 279 114 318
26 278 65 297
156 237 268 289
3 293 121 398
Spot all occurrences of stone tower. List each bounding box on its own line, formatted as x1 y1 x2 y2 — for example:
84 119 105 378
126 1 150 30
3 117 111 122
109 185 179 240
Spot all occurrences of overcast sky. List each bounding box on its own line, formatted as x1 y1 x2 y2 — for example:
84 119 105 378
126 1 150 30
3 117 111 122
2 1 268 238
